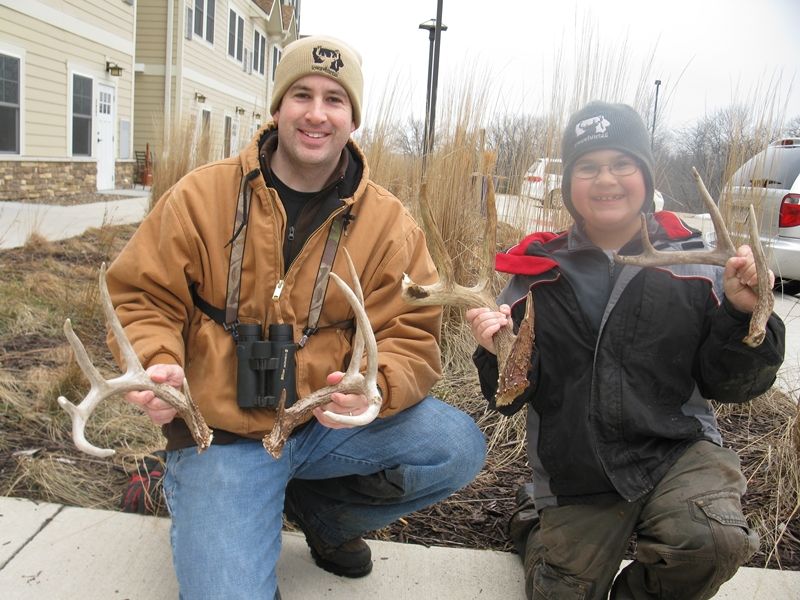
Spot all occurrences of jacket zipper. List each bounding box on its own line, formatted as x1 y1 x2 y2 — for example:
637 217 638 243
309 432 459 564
273 206 349 305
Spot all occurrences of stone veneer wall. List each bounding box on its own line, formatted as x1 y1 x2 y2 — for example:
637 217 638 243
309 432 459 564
0 161 140 199
115 161 136 189
0 161 97 201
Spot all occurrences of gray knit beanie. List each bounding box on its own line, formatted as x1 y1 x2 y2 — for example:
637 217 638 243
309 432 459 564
560 101 655 220
270 35 363 128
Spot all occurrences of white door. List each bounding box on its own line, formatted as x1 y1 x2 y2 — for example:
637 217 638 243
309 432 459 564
96 83 115 190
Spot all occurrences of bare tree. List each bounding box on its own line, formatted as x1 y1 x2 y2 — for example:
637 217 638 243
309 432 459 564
781 114 800 138
485 114 549 194
660 106 767 212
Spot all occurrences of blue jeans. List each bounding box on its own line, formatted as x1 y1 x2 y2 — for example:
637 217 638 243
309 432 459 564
163 396 486 599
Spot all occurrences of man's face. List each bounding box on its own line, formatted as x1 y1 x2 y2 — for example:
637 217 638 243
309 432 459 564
272 74 356 182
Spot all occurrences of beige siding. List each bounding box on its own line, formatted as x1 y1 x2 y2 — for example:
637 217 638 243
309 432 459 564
136 0 168 64
133 74 166 156
130 0 292 161
1 3 134 158
61 0 135 41
178 0 270 159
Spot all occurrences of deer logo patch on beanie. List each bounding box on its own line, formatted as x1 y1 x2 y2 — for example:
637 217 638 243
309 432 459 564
312 45 344 74
575 115 611 138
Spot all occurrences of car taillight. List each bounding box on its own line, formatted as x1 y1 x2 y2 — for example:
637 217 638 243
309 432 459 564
526 176 542 183
779 193 800 228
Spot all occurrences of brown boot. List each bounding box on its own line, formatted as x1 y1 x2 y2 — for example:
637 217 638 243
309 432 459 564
507 482 539 558
284 489 372 578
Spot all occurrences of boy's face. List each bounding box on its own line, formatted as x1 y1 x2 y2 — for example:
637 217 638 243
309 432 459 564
569 149 647 245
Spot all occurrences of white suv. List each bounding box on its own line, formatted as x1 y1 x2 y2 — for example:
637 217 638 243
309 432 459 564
521 158 563 208
721 138 800 285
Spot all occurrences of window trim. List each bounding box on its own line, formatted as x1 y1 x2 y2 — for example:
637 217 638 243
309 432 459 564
252 27 266 77
0 46 24 155
193 0 215 45
227 7 245 63
70 71 94 158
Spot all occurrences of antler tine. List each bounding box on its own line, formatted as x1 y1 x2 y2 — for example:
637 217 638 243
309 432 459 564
692 166 736 254
58 318 117 458
401 174 534 406
417 181 455 286
744 204 774 347
263 249 382 459
614 170 774 347
401 182 495 310
57 263 213 457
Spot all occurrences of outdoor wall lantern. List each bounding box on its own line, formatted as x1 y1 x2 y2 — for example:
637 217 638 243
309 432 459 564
235 106 246 116
106 61 123 77
252 112 261 120
194 92 207 103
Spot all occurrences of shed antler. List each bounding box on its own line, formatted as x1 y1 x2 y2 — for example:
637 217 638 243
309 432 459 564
57 263 213 457
264 249 382 458
614 167 773 347
401 178 535 406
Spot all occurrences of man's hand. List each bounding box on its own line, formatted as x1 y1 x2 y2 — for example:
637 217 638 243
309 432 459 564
313 371 371 429
465 304 512 355
124 364 182 425
723 244 775 314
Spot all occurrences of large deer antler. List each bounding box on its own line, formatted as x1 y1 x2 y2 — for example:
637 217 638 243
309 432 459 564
57 264 213 457
401 178 535 406
263 249 382 458
614 167 774 347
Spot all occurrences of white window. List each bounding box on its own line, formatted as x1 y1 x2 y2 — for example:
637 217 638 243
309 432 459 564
72 74 92 156
271 46 281 82
194 0 215 44
253 29 266 75
0 53 20 153
227 9 244 62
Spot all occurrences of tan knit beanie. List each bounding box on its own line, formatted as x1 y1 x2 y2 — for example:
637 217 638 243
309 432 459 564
269 35 363 128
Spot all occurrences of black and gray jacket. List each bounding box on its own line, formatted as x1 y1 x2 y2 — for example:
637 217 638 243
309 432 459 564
473 212 785 510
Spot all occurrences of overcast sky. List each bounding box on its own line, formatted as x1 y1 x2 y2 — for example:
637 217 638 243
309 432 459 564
300 0 798 132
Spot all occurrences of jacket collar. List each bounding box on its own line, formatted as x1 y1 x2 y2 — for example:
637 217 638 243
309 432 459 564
243 123 366 200
566 211 702 254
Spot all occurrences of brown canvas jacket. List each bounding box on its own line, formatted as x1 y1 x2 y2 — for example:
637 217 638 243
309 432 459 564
106 125 442 447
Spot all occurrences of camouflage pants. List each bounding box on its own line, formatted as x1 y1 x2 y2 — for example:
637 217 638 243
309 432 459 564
521 441 758 599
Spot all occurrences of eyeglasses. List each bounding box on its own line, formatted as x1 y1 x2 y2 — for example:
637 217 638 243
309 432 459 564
572 157 639 179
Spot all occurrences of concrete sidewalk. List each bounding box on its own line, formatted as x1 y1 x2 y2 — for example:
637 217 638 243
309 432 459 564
1 496 798 599
0 188 150 249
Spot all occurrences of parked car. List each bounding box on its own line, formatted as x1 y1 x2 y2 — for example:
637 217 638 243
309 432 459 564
521 156 665 211
521 158 563 208
653 189 665 212
719 138 800 286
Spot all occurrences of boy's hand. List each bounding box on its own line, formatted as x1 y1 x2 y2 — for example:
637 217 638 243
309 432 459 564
723 245 775 314
465 304 512 355
124 364 182 425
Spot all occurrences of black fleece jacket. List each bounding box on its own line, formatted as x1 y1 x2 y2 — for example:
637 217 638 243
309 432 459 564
474 212 785 508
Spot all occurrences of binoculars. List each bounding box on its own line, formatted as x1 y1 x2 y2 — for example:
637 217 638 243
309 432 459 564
235 323 297 409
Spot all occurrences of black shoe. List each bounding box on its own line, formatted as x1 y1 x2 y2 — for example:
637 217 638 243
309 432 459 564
284 490 373 578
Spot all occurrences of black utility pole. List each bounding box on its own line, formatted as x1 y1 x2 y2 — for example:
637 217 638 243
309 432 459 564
419 0 446 165
651 79 662 148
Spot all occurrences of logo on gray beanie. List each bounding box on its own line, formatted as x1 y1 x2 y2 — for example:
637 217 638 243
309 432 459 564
575 115 611 137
